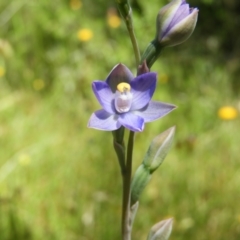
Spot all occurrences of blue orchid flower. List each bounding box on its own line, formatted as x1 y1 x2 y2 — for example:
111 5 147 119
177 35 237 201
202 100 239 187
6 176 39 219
88 64 176 132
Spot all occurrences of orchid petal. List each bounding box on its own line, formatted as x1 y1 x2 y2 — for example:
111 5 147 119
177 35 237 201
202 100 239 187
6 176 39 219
88 109 120 131
135 101 176 122
158 0 183 36
118 112 145 132
106 64 134 92
92 81 115 114
169 4 190 29
130 72 157 110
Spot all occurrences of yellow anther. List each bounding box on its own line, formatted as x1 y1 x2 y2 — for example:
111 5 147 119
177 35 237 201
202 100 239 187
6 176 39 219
117 82 131 93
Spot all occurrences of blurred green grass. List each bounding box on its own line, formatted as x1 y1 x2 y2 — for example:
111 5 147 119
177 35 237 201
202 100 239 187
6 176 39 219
0 0 240 239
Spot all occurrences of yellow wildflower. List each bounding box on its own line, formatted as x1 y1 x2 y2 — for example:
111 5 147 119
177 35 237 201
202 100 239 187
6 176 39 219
33 79 45 91
108 15 121 28
70 0 82 10
107 8 121 28
218 106 238 120
0 66 5 77
77 29 93 42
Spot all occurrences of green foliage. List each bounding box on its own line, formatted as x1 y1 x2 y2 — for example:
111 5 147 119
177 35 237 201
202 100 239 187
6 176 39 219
0 0 240 240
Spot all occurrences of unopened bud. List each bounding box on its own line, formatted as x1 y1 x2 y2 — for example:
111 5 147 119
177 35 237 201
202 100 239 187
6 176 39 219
147 218 173 240
131 164 152 205
141 0 198 68
156 0 199 47
143 126 175 173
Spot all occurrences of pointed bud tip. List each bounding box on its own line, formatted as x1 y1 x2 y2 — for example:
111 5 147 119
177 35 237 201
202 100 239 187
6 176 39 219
147 218 173 240
138 60 150 75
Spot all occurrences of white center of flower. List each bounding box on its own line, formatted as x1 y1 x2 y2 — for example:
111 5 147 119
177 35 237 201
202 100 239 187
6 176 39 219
115 83 132 113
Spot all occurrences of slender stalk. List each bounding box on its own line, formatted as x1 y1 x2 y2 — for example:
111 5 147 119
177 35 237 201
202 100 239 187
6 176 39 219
121 131 135 240
116 2 140 239
112 127 126 174
125 20 141 68
116 0 140 67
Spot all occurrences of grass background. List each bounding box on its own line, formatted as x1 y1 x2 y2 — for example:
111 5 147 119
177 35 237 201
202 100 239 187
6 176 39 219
0 0 240 239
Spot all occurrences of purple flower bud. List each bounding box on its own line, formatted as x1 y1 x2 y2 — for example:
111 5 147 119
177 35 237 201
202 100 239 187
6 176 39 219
156 0 198 47
137 60 150 75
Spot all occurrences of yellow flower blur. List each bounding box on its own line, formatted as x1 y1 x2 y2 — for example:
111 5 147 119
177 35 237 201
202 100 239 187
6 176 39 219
77 29 93 42
218 106 238 120
0 66 5 77
107 7 121 28
70 0 82 10
108 15 121 28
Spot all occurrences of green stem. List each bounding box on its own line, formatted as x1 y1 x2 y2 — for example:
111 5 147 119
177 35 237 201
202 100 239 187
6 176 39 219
116 2 140 240
125 19 140 68
121 131 135 240
116 1 140 67
112 127 126 174
140 40 163 69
